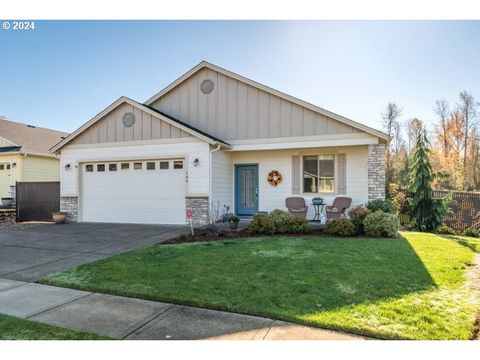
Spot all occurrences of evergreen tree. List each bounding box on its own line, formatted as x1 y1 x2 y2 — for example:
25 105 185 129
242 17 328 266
408 128 439 231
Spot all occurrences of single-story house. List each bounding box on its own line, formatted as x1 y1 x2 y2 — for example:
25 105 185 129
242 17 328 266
51 61 388 225
0 117 68 199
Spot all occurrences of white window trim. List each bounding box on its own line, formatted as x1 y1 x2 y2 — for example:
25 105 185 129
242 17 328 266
300 153 338 195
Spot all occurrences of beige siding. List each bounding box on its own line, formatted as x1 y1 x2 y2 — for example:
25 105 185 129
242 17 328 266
211 150 233 213
151 67 361 141
21 156 60 182
71 103 193 145
0 154 22 198
0 137 16 147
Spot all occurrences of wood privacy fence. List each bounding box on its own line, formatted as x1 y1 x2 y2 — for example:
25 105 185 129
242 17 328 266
16 182 60 222
399 190 480 232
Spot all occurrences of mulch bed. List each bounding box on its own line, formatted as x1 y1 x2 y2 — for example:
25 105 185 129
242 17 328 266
161 228 346 245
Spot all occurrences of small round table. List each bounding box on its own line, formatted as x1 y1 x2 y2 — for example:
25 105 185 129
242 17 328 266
311 203 326 222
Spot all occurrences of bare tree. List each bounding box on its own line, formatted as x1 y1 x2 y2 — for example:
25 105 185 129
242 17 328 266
457 91 478 189
381 102 402 191
433 99 450 158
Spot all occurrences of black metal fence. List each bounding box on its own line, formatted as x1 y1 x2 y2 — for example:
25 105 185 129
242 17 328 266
16 181 60 222
398 189 480 232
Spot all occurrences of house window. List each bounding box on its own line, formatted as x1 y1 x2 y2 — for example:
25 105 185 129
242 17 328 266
0 165 4 170
85 164 93 172
121 163 129 170
146 162 155 170
173 161 183 169
133 162 142 170
6 164 10 170
109 163 117 171
159 161 169 170
303 154 335 193
97 164 105 172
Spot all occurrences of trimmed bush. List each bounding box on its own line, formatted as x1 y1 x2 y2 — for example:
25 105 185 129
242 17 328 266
363 210 400 238
347 205 371 234
285 217 309 234
366 199 397 214
437 224 456 235
463 229 479 238
248 215 276 235
269 209 294 233
324 218 356 237
248 210 309 234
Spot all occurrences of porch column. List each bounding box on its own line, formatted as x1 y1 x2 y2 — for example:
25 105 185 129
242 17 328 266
367 144 386 201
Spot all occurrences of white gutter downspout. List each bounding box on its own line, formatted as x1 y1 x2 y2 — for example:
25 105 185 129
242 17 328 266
209 144 222 207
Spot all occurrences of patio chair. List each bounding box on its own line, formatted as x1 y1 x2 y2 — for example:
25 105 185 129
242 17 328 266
285 197 308 219
325 197 352 221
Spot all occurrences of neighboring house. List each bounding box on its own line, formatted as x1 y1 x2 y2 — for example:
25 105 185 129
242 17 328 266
0 117 68 199
51 61 388 225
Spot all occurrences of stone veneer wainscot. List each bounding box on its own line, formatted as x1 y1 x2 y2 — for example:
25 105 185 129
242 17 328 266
60 196 78 222
186 196 209 227
367 144 386 201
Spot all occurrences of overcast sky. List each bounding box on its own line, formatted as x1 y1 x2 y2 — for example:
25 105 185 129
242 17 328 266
1 20 479 133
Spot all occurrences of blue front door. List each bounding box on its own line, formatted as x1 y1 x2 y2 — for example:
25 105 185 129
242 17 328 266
235 164 259 216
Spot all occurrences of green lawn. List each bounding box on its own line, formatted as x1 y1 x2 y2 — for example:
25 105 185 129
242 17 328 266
0 313 108 340
41 232 480 340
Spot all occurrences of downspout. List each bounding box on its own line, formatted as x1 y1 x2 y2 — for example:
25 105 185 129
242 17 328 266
209 144 222 216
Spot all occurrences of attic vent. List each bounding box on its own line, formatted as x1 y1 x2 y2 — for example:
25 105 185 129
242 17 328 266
200 79 214 94
122 112 136 127
26 124 36 128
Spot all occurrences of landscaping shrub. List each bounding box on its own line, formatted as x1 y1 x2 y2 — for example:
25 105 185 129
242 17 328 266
179 233 189 241
324 218 355 237
363 210 400 238
462 229 479 238
269 209 294 233
248 210 309 234
285 217 309 233
248 215 276 235
366 199 397 214
437 224 456 235
347 205 371 234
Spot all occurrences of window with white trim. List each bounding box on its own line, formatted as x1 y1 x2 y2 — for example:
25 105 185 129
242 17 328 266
302 154 335 193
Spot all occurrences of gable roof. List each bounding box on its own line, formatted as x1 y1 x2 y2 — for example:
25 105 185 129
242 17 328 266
0 117 68 155
145 61 389 141
50 96 231 153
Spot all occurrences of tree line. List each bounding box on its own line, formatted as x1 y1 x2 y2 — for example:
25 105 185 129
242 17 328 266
382 91 479 195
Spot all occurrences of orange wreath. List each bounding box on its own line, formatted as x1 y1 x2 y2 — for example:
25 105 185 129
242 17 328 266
267 170 282 187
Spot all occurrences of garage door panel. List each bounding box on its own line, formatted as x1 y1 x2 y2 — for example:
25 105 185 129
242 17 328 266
81 160 186 224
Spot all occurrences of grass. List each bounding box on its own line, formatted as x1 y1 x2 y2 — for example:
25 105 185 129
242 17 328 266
0 313 109 340
41 232 480 340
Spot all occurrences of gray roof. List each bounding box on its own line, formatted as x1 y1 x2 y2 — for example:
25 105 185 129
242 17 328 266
0 117 68 155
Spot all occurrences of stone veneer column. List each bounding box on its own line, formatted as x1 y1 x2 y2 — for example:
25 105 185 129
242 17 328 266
60 196 78 222
185 196 209 227
368 144 386 201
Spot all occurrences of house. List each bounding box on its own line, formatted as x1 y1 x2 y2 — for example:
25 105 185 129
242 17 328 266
0 117 68 199
51 61 388 225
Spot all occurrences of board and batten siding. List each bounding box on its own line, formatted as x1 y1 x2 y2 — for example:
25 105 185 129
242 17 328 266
60 140 210 198
231 145 369 218
151 67 361 142
211 149 233 212
21 156 60 182
71 102 193 145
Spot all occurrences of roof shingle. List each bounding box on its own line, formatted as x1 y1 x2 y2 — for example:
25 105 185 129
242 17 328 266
0 117 68 155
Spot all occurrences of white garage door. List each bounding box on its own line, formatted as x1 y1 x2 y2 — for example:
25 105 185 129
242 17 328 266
81 159 186 224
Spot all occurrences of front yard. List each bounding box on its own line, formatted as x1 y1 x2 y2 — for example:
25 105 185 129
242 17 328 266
0 313 108 340
41 232 480 340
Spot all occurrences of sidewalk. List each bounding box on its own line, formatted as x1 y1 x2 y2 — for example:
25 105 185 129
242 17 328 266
0 278 365 340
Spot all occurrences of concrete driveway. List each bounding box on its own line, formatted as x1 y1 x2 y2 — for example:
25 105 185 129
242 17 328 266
0 223 185 282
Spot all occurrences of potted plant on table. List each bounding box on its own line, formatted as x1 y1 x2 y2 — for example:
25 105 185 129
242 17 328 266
52 211 68 224
312 197 324 205
228 215 240 230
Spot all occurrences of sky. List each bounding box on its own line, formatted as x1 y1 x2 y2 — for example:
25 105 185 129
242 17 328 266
1 20 479 134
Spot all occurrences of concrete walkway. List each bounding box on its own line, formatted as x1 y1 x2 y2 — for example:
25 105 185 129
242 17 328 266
0 278 364 340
